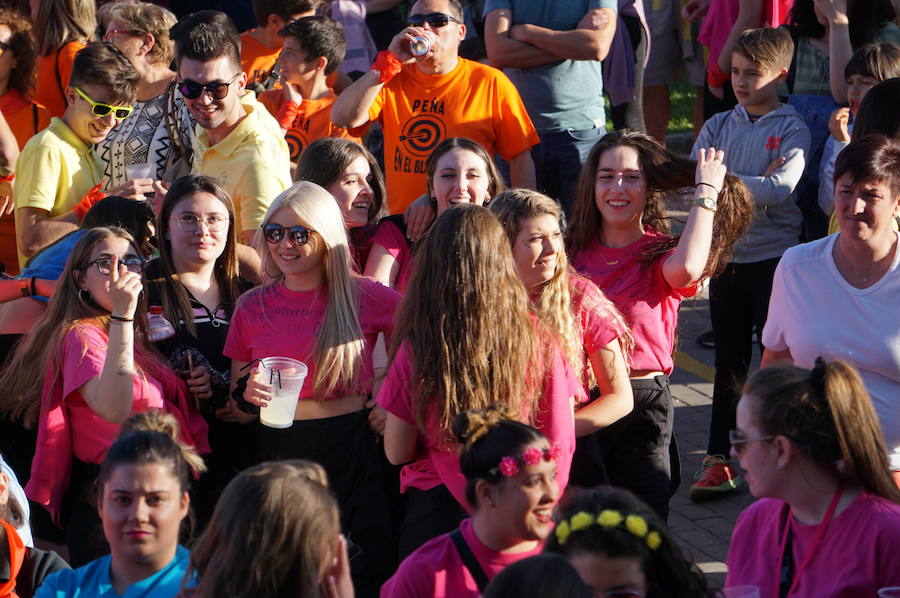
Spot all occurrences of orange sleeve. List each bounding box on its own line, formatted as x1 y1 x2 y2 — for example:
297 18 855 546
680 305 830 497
34 41 86 118
488 70 539 161
7 102 51 149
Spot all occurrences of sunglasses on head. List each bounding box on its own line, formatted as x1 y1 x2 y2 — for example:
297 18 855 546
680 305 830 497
73 87 133 120
406 12 460 28
177 72 241 100
262 223 315 246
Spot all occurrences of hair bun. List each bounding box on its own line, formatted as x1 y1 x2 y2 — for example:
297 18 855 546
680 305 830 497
452 405 515 446
119 410 207 475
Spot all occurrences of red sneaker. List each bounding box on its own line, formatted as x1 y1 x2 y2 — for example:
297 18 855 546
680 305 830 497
690 455 743 502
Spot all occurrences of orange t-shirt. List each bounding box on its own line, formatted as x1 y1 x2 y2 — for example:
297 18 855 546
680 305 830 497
368 58 539 214
240 30 280 88
34 41 85 118
258 89 361 163
0 90 51 274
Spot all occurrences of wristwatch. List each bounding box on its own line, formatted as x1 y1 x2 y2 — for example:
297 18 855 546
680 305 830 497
692 196 718 213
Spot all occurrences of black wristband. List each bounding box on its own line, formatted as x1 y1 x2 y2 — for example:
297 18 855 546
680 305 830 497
697 182 720 194
29 276 37 298
109 314 134 322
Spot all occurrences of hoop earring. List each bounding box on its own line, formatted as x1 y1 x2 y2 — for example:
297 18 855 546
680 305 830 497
78 289 92 303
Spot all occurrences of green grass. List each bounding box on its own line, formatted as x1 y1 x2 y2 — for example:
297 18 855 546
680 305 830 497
604 81 697 134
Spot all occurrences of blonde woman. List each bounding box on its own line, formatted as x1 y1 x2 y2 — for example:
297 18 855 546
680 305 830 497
33 0 96 117
223 181 401 593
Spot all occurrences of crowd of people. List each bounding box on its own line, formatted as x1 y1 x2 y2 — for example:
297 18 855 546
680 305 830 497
0 0 897 596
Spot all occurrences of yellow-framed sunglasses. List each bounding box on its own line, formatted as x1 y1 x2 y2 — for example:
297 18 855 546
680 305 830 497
73 87 133 121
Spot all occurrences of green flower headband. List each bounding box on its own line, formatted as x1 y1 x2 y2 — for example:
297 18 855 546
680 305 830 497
555 510 662 550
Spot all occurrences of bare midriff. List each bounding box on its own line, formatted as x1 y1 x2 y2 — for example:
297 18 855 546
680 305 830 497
629 369 665 380
293 393 367 420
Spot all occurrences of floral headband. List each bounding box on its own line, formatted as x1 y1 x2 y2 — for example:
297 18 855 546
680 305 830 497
555 510 662 550
489 444 561 477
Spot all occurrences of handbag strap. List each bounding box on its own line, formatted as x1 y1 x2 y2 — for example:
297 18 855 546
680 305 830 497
449 527 489 592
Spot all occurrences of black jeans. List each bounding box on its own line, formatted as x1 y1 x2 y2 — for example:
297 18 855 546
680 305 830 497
707 258 780 456
577 376 679 521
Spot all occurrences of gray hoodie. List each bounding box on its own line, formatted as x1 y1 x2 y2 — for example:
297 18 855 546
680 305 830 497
692 103 811 263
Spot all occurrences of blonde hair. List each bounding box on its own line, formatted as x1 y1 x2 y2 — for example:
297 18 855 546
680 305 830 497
490 189 633 384
35 0 96 56
252 181 365 398
98 0 177 66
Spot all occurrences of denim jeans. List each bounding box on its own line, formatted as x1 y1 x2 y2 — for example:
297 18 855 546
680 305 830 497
531 125 605 217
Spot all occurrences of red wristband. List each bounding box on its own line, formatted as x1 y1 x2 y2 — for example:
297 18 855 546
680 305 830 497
72 183 105 221
276 100 302 129
0 173 14 183
370 50 403 85
707 61 730 88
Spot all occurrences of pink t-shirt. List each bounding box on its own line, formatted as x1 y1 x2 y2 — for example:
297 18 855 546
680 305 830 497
568 274 625 397
371 218 413 292
726 494 900 597
570 233 696 374
223 277 401 399
377 340 582 508
380 518 542 598
27 323 209 523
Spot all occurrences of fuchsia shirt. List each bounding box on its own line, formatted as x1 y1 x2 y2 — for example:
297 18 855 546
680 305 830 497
380 518 542 598
371 218 413 292
726 493 900 597
223 278 401 399
27 323 208 523
567 274 625 398
377 340 583 508
570 233 696 375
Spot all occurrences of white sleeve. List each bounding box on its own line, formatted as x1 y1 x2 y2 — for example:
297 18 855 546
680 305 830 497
761 258 790 352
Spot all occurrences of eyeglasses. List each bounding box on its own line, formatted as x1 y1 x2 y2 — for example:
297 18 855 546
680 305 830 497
87 256 146 275
103 28 138 42
174 213 229 233
177 72 241 100
729 429 774 455
406 12 460 28
261 223 315 246
73 87 133 121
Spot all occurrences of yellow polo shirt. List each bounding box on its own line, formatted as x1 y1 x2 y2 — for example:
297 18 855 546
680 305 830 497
14 117 104 265
192 93 291 234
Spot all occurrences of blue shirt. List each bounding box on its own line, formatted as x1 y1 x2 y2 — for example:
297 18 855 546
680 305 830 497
482 0 615 132
35 545 190 598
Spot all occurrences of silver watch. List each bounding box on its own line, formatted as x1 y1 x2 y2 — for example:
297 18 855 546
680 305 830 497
692 196 718 212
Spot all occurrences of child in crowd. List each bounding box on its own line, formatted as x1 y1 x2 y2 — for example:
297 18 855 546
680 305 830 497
818 41 900 219
259 16 361 167
690 27 810 501
240 0 319 89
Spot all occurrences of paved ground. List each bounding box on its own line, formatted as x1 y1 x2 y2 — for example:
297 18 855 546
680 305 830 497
666 284 760 590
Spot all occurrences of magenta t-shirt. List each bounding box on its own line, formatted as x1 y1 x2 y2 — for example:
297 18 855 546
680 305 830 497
726 494 900 597
371 218 413 292
377 339 582 508
570 233 696 374
224 277 401 399
380 517 542 598
568 274 626 397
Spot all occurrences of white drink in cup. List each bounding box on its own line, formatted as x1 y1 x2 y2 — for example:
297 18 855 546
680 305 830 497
125 162 154 181
879 588 900 598
258 357 308 429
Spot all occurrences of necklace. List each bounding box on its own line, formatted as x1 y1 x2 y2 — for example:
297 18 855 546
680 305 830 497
600 255 619 266
834 240 884 283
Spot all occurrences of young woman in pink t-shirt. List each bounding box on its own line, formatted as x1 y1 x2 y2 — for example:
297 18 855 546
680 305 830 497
382 407 560 598
726 359 900 597
224 181 401 592
378 204 583 559
567 130 752 519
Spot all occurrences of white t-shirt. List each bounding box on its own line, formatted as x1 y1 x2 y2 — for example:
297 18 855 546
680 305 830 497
762 232 900 466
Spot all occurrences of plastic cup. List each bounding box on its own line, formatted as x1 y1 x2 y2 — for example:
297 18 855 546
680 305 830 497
258 357 308 429
878 588 900 598
719 587 760 598
125 162 154 181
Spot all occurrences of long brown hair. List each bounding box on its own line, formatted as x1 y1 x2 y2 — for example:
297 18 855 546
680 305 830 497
151 175 240 338
391 204 539 438
490 189 633 382
186 460 340 598
566 130 752 279
0 227 153 426
745 359 900 503
0 7 38 97
34 0 95 56
425 137 506 202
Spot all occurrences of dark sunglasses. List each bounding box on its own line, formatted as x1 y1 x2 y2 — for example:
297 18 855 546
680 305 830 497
262 223 315 246
177 72 241 100
406 12 460 28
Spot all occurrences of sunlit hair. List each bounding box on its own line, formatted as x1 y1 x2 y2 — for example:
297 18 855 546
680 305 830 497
490 189 633 383
391 204 539 437
453 406 546 508
185 460 340 598
545 487 714 598
852 78 900 142
151 175 240 337
295 137 388 226
0 227 154 426
733 27 794 73
251 181 364 397
566 130 753 280
834 134 900 196
98 0 177 66
425 137 506 205
69 42 140 106
0 7 38 96
744 359 900 503
34 0 96 57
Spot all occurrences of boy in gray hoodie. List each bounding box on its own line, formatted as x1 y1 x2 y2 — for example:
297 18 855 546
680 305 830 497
690 27 810 501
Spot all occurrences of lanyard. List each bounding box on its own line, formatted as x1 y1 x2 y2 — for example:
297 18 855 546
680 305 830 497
774 484 843 598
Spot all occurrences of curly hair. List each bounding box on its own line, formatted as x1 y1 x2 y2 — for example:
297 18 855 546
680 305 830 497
0 7 38 96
